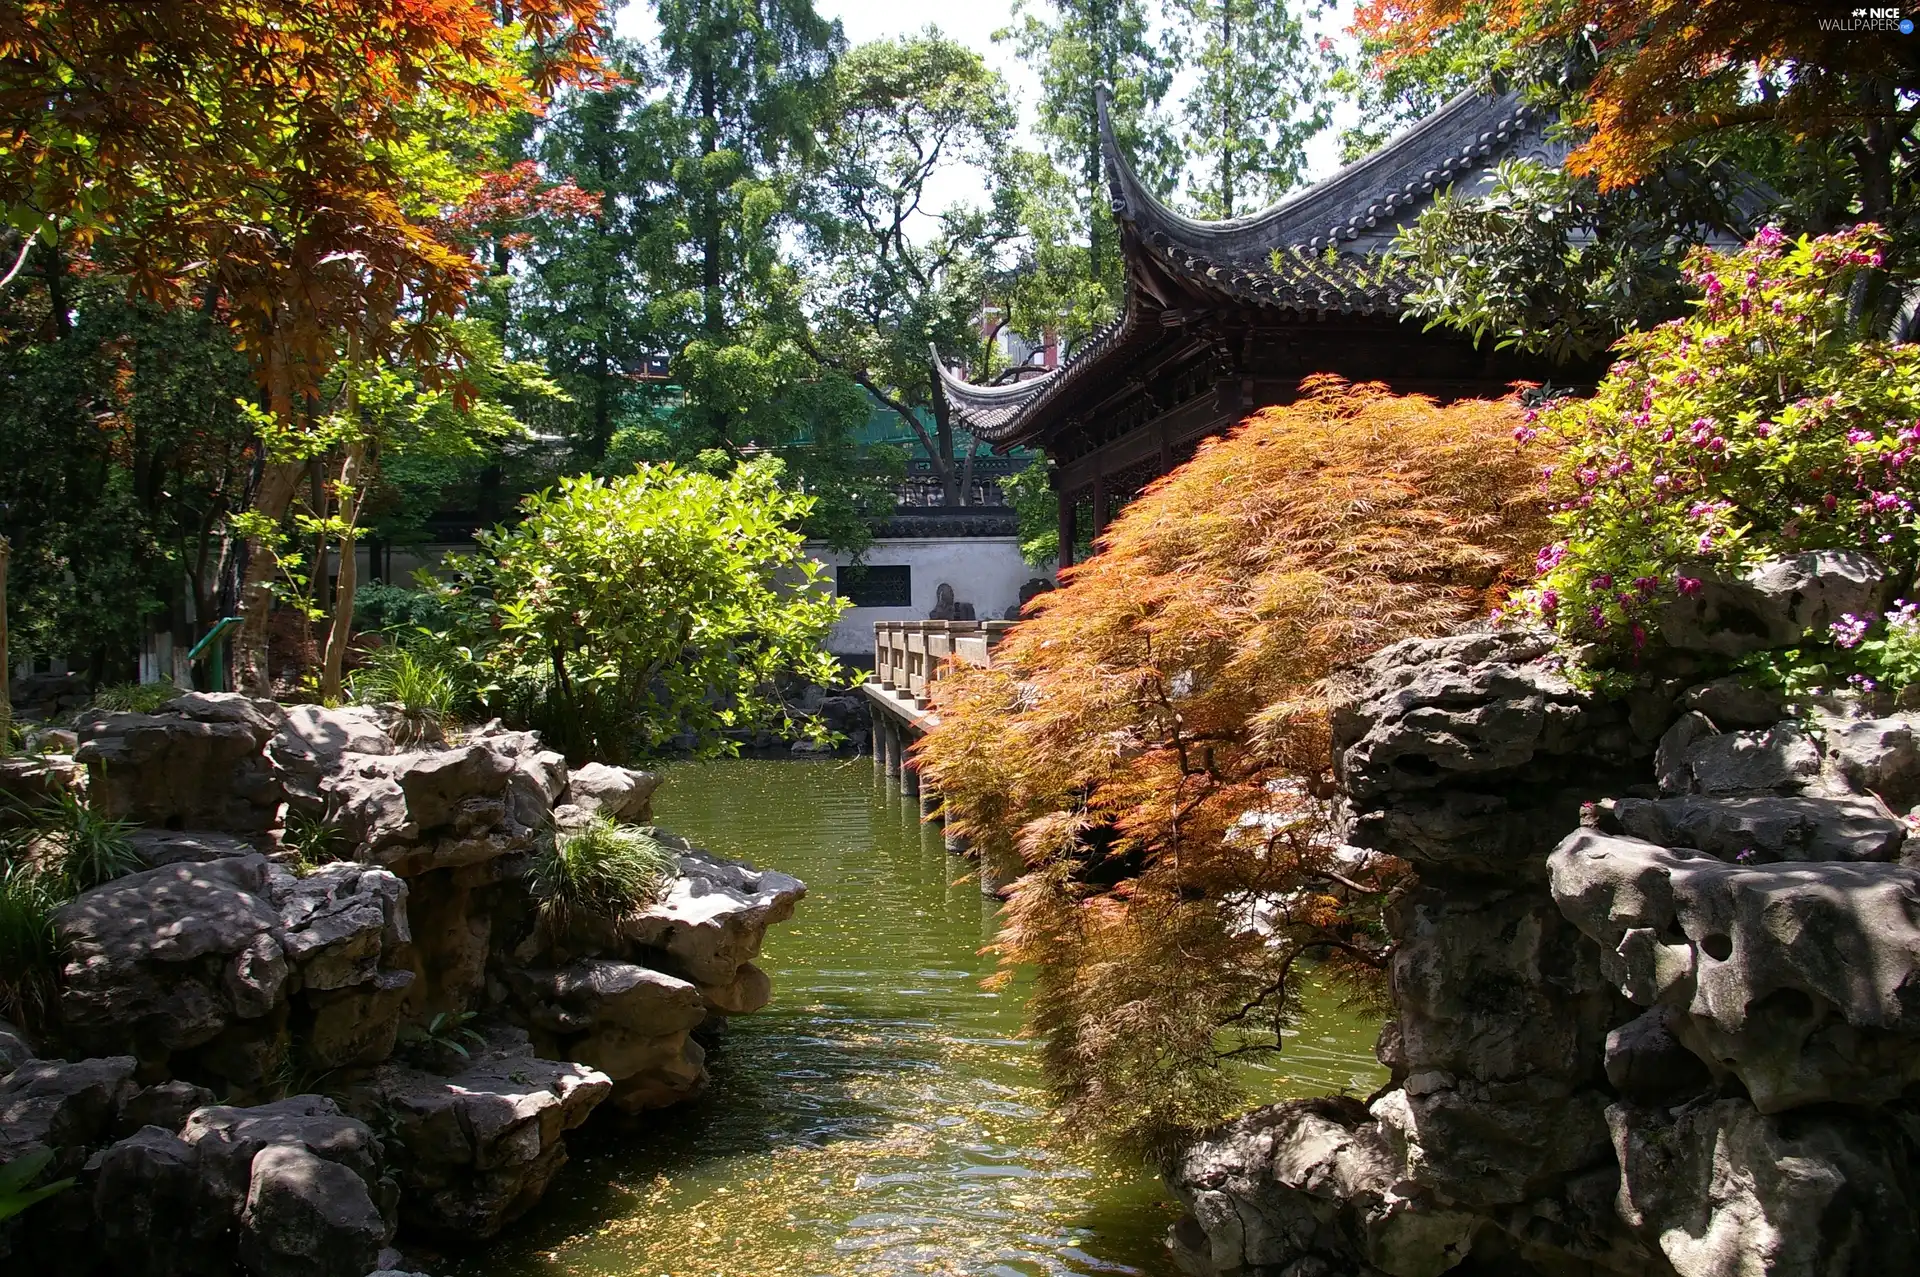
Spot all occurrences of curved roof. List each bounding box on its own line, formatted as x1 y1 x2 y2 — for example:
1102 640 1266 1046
935 85 1560 446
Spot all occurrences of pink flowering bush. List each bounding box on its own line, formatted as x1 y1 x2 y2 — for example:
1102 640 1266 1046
1509 225 1920 660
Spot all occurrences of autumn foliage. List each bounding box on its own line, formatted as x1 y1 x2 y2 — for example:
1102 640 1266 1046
1355 0 1920 197
915 378 1551 1157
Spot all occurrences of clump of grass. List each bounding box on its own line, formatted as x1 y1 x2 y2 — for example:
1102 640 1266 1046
531 817 677 928
26 789 140 893
347 643 460 745
0 861 60 1027
282 809 349 876
89 682 181 714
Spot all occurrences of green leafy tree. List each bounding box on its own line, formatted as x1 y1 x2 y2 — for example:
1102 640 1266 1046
439 458 844 762
1168 0 1333 218
1330 11 1507 162
1389 157 1760 363
798 33 1020 507
1000 0 1175 299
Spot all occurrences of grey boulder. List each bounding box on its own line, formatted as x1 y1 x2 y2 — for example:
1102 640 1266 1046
1657 551 1893 657
1611 793 1905 863
76 694 286 832
561 762 659 823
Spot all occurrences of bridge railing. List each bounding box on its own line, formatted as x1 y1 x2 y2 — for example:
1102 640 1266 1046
872 620 1014 705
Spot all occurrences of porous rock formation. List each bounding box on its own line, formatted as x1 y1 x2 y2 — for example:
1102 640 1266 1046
0 695 804 1277
1167 554 1920 1277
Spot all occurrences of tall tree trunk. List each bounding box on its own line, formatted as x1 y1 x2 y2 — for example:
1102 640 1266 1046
1220 1 1235 218
320 439 367 703
233 341 306 696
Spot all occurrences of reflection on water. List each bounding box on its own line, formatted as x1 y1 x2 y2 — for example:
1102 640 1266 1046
452 758 1385 1277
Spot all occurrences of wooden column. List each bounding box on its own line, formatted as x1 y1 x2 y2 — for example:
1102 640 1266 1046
1057 492 1076 571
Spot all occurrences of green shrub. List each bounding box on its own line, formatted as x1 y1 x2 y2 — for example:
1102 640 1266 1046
433 458 846 762
89 682 181 714
281 809 349 875
0 1148 74 1223
352 579 454 636
1511 225 1920 663
347 642 460 744
28 789 140 893
0 861 60 1025
531 817 677 927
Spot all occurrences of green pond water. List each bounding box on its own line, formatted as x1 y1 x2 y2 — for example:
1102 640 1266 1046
452 757 1385 1277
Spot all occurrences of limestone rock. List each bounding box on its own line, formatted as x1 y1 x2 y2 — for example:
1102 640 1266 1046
274 863 410 992
0 1055 138 1170
120 1080 218 1136
1682 676 1787 729
1332 630 1645 872
321 745 529 876
129 829 261 868
93 1126 232 1277
76 695 285 832
180 1096 389 1223
1602 1007 1710 1103
0 1017 36 1073
1663 719 1826 795
1612 793 1904 863
1821 712 1920 810
56 855 285 1055
618 837 805 998
341 1029 609 1238
1165 1097 1478 1277
1551 829 1920 1112
271 705 399 812
506 960 707 1111
1610 1099 1920 1277
1657 551 1893 657
0 753 84 822
562 762 659 823
239 1143 389 1277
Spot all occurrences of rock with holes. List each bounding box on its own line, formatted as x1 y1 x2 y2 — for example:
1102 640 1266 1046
616 835 805 1003
504 960 708 1112
1331 630 1651 873
1657 551 1894 657
320 745 531 876
339 1027 609 1238
75 695 286 833
1603 1006 1711 1104
55 855 285 1058
270 704 399 814
1164 1097 1481 1277
1611 793 1905 864
1820 711 1920 811
1550 829 1920 1112
561 763 659 823
1609 1098 1920 1277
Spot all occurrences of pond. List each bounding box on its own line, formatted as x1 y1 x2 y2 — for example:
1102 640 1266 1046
452 757 1385 1277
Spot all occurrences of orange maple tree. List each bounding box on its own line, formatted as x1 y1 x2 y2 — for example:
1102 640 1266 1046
1356 0 1920 210
0 0 606 690
914 378 1552 1156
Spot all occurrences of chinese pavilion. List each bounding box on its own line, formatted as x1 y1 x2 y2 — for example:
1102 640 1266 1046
933 88 1579 566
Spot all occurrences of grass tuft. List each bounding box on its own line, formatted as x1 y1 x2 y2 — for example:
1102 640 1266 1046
89 682 181 714
347 644 459 745
532 817 677 927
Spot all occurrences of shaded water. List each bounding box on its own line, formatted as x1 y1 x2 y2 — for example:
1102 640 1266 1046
455 758 1385 1277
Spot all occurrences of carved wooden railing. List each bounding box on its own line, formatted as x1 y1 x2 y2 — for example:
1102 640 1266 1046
871 620 1014 705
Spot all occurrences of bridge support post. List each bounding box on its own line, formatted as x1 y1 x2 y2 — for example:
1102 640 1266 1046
869 704 886 772
901 750 921 798
883 717 903 780
919 784 940 822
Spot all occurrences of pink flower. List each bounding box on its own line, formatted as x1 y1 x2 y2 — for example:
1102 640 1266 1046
1633 576 1659 595
1848 429 1874 445
1539 589 1559 613
1513 426 1538 443
1632 623 1648 650
1755 423 1773 438
1706 437 1727 453
1660 426 1676 443
1535 542 1567 572
1591 573 1614 591
1676 576 1703 596
1578 467 1600 487
1830 613 1869 649
1588 605 1607 629
1754 225 1784 250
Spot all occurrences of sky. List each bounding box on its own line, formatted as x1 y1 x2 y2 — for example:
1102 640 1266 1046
612 0 1364 220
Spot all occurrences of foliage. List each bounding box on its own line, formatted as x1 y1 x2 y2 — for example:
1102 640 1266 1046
397 1010 487 1062
0 861 59 1027
0 1148 74 1223
1331 5 1507 162
1391 157 1726 362
438 458 845 762
347 643 462 746
798 34 1020 509
3 787 141 896
89 683 181 714
351 581 457 638
1167 0 1334 218
1355 0 1920 242
916 379 1547 1159
532 817 679 928
1508 226 1920 662
282 809 350 876
1000 0 1176 297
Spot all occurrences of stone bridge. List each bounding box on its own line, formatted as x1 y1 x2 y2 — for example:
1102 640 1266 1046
862 620 1011 837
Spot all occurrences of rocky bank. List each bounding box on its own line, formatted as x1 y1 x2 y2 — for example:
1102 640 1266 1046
1166 551 1920 1277
0 698 804 1276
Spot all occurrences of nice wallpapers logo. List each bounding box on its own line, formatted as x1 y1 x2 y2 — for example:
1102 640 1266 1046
1821 6 1916 32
